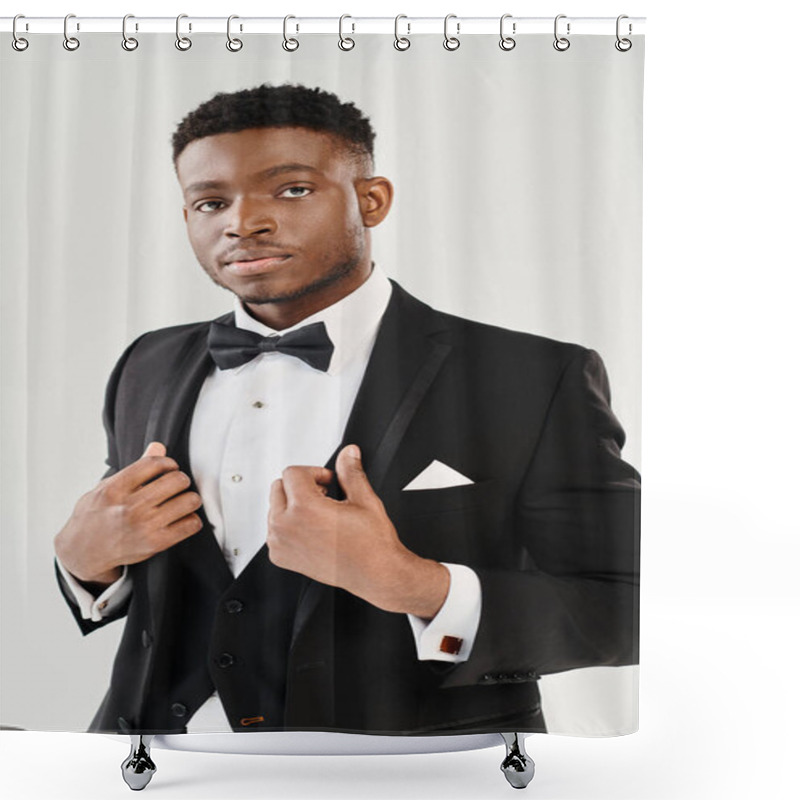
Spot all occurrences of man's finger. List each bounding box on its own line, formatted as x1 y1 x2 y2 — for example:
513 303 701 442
143 442 167 459
114 455 181 492
161 512 204 548
280 466 334 505
153 490 204 529
335 444 374 505
133 469 193 507
111 449 180 493
269 477 288 520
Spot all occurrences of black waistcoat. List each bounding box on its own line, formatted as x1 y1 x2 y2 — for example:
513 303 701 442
144 544 305 732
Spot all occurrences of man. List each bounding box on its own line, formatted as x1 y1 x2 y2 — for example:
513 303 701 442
55 84 640 736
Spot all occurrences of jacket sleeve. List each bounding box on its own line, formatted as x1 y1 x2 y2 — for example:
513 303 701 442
55 334 148 635
440 348 640 689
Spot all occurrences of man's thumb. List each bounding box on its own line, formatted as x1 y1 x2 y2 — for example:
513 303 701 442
335 444 370 501
143 441 167 458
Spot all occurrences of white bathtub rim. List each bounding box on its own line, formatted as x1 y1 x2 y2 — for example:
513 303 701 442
105 731 516 756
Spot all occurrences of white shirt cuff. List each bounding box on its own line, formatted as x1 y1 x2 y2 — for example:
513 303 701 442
406 563 482 663
56 558 131 623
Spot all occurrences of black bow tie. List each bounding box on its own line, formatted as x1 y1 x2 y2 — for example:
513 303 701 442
208 320 334 372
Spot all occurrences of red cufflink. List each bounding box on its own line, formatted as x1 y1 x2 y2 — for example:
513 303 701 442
439 636 463 655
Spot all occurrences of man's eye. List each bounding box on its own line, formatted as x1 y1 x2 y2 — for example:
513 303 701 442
279 186 311 198
196 201 224 212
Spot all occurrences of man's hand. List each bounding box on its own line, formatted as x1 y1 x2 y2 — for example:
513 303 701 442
267 444 450 619
54 442 204 587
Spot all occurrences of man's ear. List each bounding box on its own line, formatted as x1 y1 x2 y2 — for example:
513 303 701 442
358 177 393 228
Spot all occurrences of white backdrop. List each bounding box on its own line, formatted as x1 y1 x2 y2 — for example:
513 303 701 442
1 1 799 799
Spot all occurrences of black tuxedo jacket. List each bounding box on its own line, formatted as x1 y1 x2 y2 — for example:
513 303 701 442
57 280 640 736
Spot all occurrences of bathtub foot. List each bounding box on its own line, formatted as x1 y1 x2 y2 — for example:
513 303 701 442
121 734 156 791
500 732 535 789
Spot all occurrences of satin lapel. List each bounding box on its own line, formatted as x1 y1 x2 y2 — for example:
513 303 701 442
291 283 453 651
144 315 234 615
142 314 232 455
335 282 452 491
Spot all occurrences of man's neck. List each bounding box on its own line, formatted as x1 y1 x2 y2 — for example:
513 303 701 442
242 263 373 331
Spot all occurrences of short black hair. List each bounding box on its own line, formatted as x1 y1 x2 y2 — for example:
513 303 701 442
171 83 375 170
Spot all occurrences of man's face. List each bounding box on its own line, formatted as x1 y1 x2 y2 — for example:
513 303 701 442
177 126 390 326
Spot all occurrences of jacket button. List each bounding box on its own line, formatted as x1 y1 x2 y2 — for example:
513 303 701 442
224 599 244 614
216 652 235 668
141 629 152 648
170 703 187 718
526 671 538 679
480 673 493 684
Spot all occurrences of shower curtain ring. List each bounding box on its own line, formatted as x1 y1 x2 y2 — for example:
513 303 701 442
338 15 355 51
176 14 192 51
283 15 299 51
12 14 29 51
443 14 460 51
226 15 243 51
394 15 411 51
615 15 632 51
122 14 139 51
499 14 516 51
553 14 570 51
63 13 80 51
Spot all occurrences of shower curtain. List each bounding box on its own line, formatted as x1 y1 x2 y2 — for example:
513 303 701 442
0 20 643 740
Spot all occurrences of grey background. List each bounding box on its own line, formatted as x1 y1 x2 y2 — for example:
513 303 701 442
0 32 642 732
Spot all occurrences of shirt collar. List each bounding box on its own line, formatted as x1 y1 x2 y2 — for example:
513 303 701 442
232 264 393 375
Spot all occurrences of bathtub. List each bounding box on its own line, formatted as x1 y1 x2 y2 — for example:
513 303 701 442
116 730 535 790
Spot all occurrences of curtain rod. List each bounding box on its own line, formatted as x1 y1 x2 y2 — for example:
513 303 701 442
1 16 646 36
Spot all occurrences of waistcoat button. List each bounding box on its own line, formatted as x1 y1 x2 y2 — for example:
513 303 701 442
170 703 187 718
224 599 244 614
216 652 235 668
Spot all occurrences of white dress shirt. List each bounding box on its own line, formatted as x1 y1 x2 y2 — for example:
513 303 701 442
58 265 481 732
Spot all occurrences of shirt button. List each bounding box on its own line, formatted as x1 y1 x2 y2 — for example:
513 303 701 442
231 474 243 483
252 400 265 408
98 600 108 611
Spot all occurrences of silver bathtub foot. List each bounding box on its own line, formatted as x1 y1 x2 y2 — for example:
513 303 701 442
121 734 156 791
500 732 535 789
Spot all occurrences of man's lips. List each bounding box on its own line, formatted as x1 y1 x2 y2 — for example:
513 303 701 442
224 254 292 276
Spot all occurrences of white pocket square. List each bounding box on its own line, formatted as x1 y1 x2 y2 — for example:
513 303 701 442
402 460 475 491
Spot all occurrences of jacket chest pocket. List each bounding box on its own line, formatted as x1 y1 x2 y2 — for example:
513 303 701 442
387 480 505 563
393 479 498 516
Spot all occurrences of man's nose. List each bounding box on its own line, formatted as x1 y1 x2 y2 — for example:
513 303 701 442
224 197 276 237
